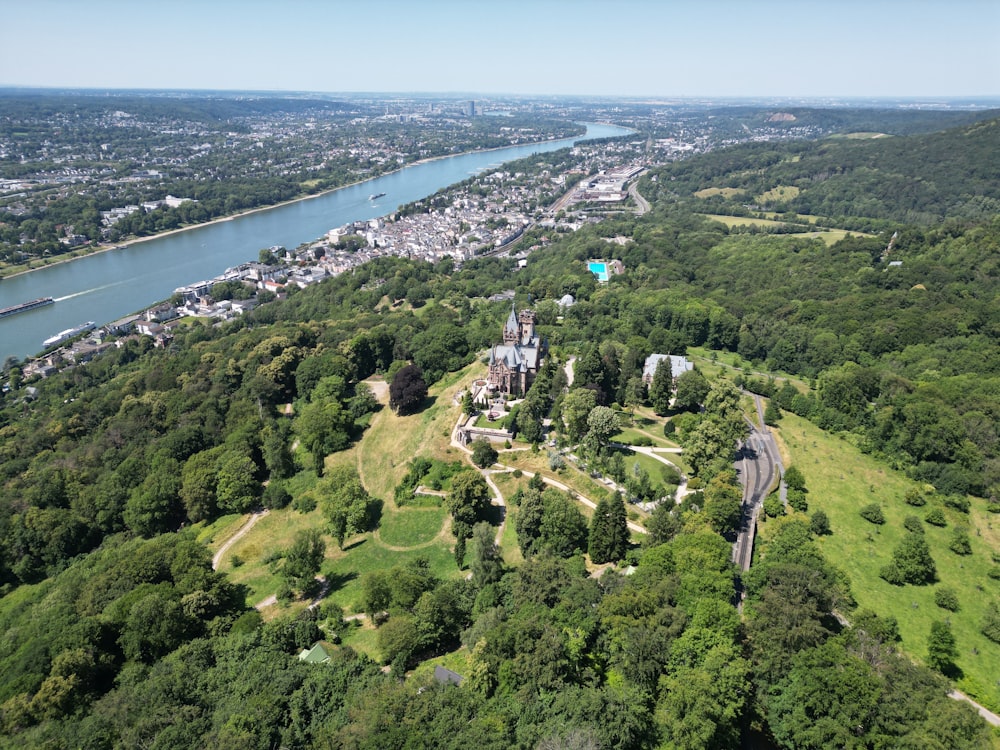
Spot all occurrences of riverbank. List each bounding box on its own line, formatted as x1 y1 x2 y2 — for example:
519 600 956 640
0 128 591 282
0 122 627 364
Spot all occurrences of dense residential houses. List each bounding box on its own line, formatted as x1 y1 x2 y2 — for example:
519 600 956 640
18 137 649 382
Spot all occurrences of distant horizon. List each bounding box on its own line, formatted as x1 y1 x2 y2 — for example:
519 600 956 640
2 85 999 109
2 1 997 98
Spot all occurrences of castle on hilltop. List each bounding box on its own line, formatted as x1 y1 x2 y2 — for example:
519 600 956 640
486 304 546 397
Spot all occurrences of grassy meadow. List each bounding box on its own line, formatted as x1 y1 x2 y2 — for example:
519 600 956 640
772 411 1000 711
693 186 747 199
755 185 800 203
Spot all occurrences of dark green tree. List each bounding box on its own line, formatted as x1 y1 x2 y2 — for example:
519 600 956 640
320 466 374 548
880 532 936 585
926 620 958 673
471 439 498 469
809 510 831 536
925 507 947 526
948 528 971 555
283 529 326 590
215 449 261 513
673 368 710 413
447 471 492 566
763 398 781 425
981 601 1000 644
539 489 588 557
649 358 675 415
783 465 806 491
516 486 545 556
588 493 629 563
703 470 743 535
469 521 504 585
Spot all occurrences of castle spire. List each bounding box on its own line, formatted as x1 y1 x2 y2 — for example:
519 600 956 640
503 301 519 345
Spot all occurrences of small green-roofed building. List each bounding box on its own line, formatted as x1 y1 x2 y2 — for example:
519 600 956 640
298 641 336 664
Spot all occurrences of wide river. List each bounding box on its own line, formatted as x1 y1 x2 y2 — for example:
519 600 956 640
0 122 630 363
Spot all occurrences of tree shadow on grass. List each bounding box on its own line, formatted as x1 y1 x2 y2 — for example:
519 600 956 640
484 503 506 527
342 536 368 552
323 570 358 596
939 661 964 681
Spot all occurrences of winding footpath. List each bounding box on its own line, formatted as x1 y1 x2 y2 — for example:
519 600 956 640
212 509 269 571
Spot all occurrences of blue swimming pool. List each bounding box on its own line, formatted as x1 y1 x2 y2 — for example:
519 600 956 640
588 261 610 281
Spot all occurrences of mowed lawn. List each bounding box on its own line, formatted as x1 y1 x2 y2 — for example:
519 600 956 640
775 412 1000 712
378 506 448 548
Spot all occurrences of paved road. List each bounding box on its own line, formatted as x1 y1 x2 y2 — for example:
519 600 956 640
628 179 650 214
732 395 783 573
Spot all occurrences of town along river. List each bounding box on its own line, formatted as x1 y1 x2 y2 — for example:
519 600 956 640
0 123 630 363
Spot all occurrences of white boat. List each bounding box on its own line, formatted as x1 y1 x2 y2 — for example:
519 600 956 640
43 321 96 348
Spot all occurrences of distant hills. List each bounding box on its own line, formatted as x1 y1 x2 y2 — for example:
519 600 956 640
651 113 1000 225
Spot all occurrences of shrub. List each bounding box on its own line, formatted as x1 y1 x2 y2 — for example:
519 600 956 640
943 495 970 513
763 495 785 518
879 563 906 586
925 507 947 527
293 494 317 513
783 465 806 492
904 489 927 507
948 529 972 556
934 587 960 612
787 488 808 513
903 515 924 534
859 503 885 525
982 602 1000 644
263 481 291 509
809 510 831 536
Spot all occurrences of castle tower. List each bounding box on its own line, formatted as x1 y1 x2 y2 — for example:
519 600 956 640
517 309 536 344
503 302 519 345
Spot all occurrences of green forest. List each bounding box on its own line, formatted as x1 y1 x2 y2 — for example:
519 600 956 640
0 113 998 748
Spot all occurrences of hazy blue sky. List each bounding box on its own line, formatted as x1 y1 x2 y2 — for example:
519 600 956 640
2 0 997 97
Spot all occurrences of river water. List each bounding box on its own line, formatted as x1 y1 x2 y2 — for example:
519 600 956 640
0 123 630 363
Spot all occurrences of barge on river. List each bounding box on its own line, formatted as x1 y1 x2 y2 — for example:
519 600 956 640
0 297 54 319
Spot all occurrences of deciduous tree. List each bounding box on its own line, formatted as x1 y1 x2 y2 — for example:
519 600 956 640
471 439 498 469
673 368 709 413
926 620 958 673
388 364 427 415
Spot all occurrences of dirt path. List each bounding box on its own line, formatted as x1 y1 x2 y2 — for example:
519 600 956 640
482 469 509 546
212 509 269 570
255 594 277 610
255 574 332 612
